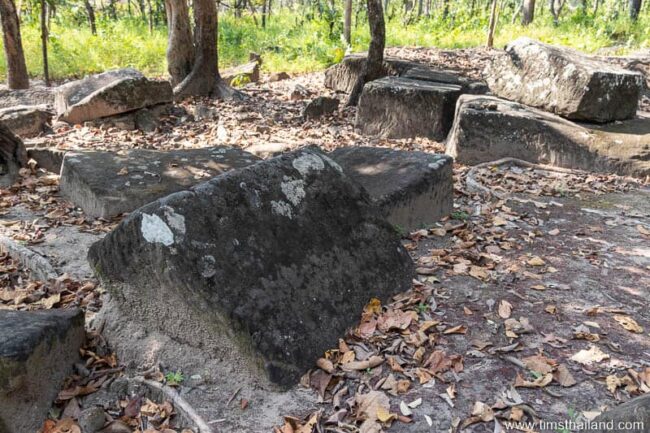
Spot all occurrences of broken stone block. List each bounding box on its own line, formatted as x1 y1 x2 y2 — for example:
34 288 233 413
446 95 650 178
222 61 260 86
485 38 644 123
0 105 52 137
26 147 67 173
0 122 27 188
324 54 418 93
0 308 84 433
55 68 173 124
330 147 453 231
401 66 489 95
88 147 414 389
355 77 461 141
60 147 260 218
269 72 290 82
587 394 650 433
303 96 339 119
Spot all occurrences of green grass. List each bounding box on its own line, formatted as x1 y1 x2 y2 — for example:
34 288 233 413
0 7 648 81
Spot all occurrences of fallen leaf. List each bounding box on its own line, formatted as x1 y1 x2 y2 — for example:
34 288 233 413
498 300 513 319
613 315 644 333
570 345 610 365
527 256 546 267
553 364 577 387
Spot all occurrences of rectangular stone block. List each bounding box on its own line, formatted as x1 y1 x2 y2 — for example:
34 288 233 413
331 147 453 232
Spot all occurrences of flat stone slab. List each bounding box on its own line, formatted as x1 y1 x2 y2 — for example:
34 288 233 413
401 66 489 94
0 105 52 138
60 147 260 218
485 37 644 123
324 54 418 93
55 68 173 124
0 308 84 433
88 147 414 389
355 77 461 141
330 147 453 231
446 95 650 178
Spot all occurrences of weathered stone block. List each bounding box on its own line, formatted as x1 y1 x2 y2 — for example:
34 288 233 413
60 147 260 218
446 95 650 178
401 66 489 95
303 96 339 119
26 147 67 173
485 38 644 123
87 147 414 388
331 147 453 231
0 122 27 188
0 309 84 433
55 69 173 124
0 105 52 137
587 394 650 433
355 77 461 141
324 54 418 93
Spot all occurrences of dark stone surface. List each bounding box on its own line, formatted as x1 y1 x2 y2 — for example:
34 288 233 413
587 394 650 433
303 96 340 119
0 122 27 188
324 54 419 93
401 66 489 95
0 308 84 433
331 147 453 231
0 105 52 137
60 147 260 218
355 77 461 141
446 95 650 178
27 147 67 173
88 147 414 388
55 69 173 124
485 38 644 123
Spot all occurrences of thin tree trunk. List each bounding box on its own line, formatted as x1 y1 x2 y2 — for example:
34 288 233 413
344 0 352 44
521 0 534 24
346 0 385 106
165 0 194 86
486 0 498 48
629 0 642 20
147 0 153 32
84 0 97 34
0 0 29 89
40 0 49 86
262 0 267 28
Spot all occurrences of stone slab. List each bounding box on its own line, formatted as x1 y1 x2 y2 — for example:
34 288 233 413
0 105 52 138
355 77 461 141
59 147 260 218
87 147 414 389
26 147 67 173
0 308 84 433
485 37 644 123
324 54 419 93
446 95 650 178
330 147 453 231
401 66 489 94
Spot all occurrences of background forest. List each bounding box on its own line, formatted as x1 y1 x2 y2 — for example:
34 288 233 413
0 0 648 81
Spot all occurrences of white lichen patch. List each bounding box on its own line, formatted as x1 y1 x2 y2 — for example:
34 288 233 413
163 206 186 235
292 153 325 176
200 255 217 278
141 213 175 246
271 200 293 218
281 178 306 206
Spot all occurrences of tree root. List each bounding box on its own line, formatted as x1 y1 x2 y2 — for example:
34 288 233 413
133 377 214 433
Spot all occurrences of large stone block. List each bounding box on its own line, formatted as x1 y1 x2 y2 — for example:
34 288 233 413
55 69 173 124
0 122 27 188
59 147 260 218
324 54 418 93
587 394 650 433
485 38 644 123
0 105 52 138
330 147 453 231
0 309 84 433
87 147 414 388
355 77 461 141
446 95 650 178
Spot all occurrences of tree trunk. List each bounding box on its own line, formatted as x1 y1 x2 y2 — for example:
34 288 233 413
147 0 153 32
0 0 29 89
629 0 642 20
165 0 194 86
486 0 498 48
346 0 385 106
40 0 49 86
84 0 97 34
344 0 352 44
521 0 534 24
262 0 267 28
174 0 233 99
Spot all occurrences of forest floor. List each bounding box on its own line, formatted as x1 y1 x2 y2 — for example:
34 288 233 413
1 47 650 433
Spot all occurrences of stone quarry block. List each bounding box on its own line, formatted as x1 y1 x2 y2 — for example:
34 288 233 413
330 147 453 231
485 38 644 123
324 54 418 93
0 122 27 188
303 96 339 119
401 66 489 95
88 147 414 388
60 147 260 218
0 308 84 433
446 95 650 178
356 77 461 141
55 68 173 124
0 105 52 137
27 147 67 173
587 394 650 433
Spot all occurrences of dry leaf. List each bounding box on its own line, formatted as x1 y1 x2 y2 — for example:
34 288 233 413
613 315 644 333
527 256 546 266
570 345 610 365
498 300 513 319
553 364 577 387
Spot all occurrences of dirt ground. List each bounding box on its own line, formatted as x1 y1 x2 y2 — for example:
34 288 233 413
1 47 649 433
